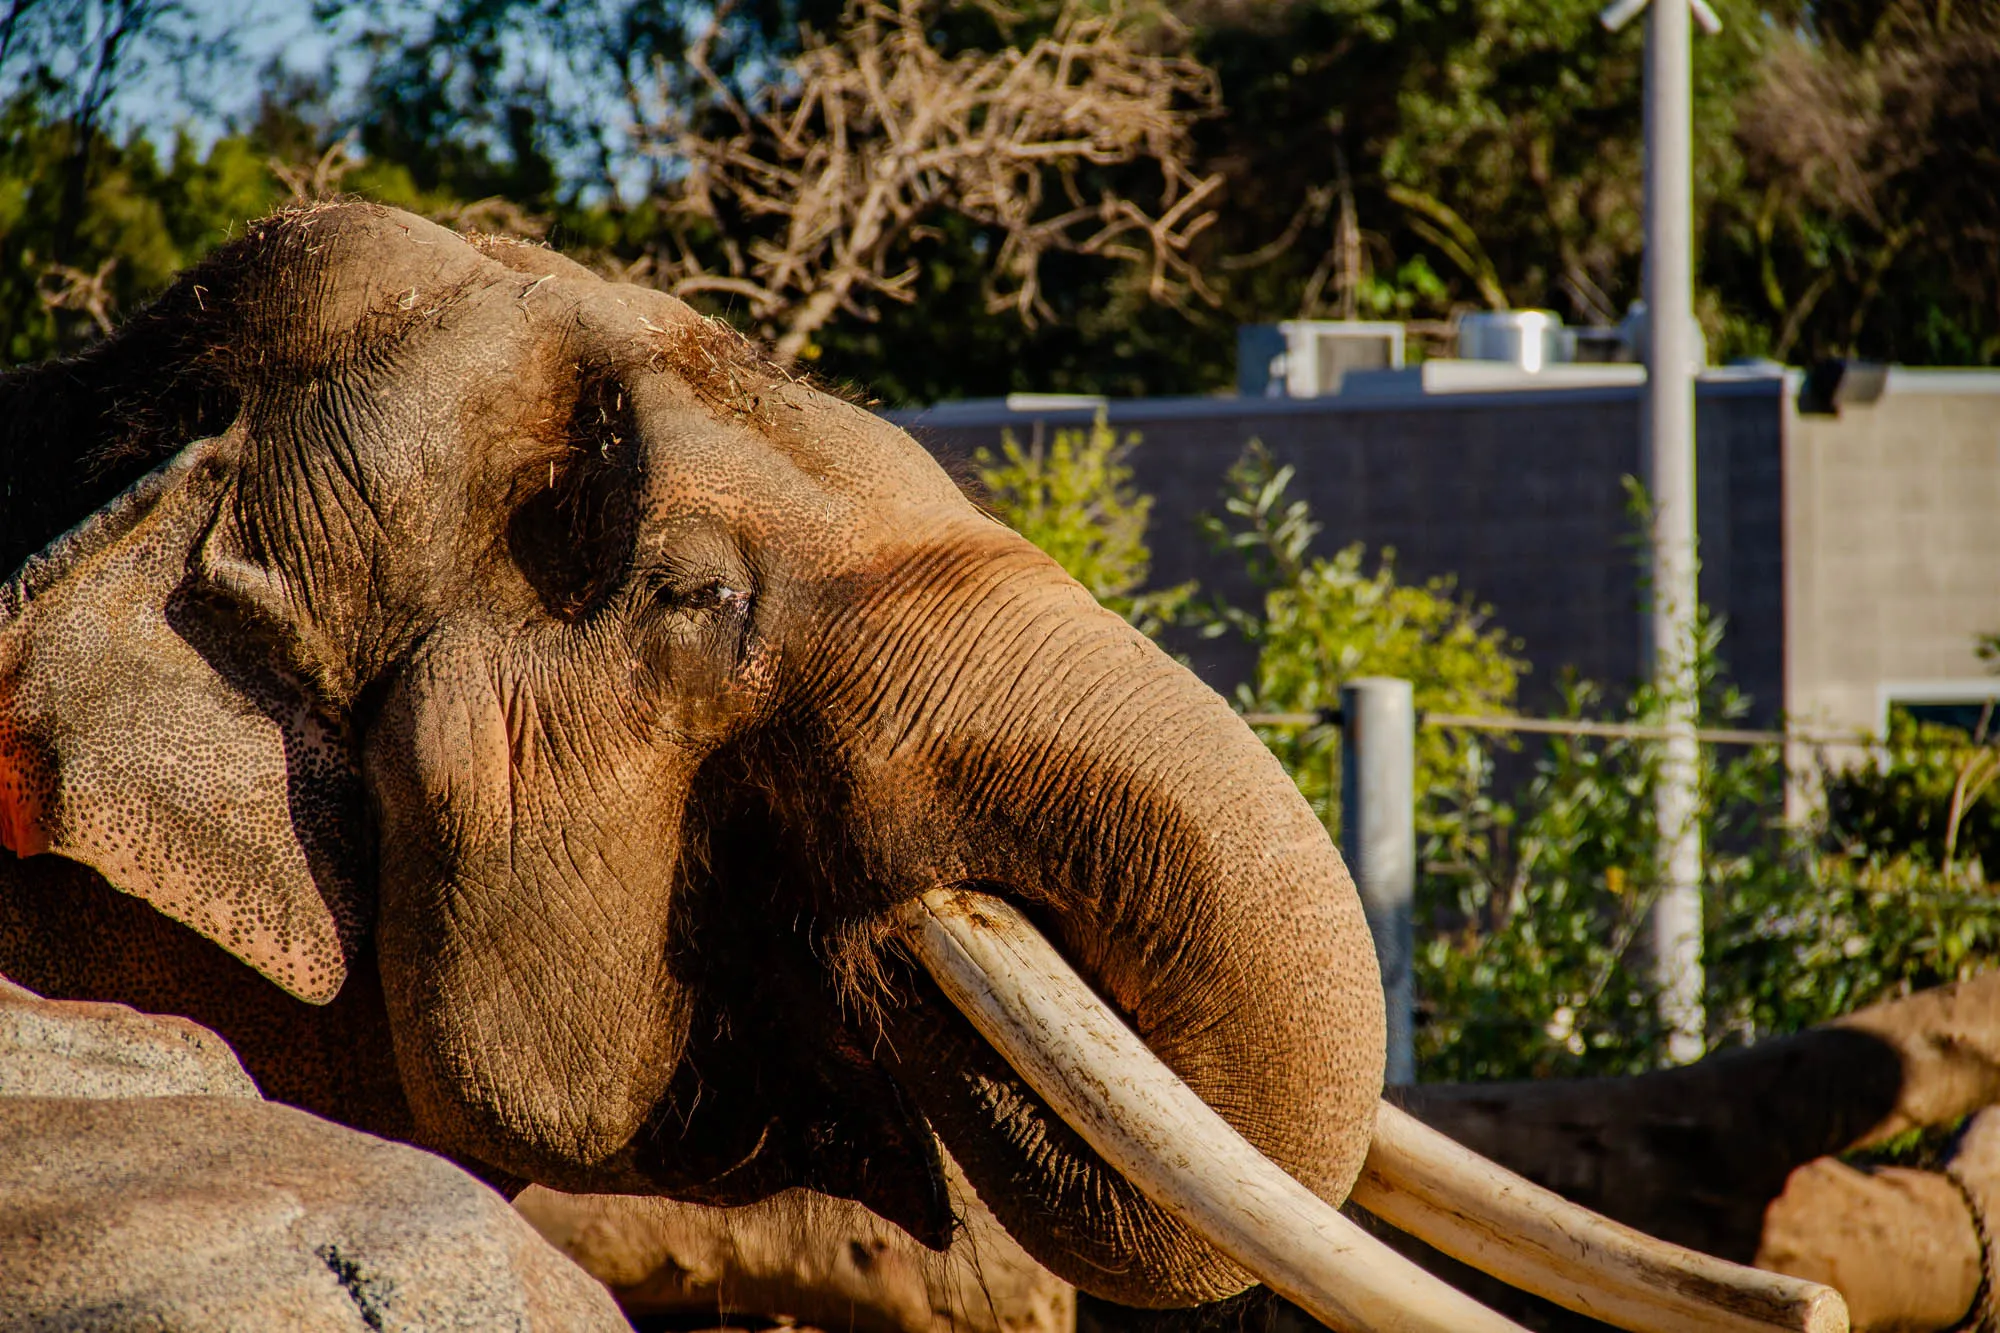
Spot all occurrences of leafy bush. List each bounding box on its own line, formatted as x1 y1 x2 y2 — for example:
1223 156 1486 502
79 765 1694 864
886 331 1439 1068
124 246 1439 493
1715 699 2000 1044
1413 617 1753 1080
1419 617 2000 1081
1196 445 1525 843
1712 850 2000 1046
966 416 2000 1085
974 413 1192 637
1823 708 2000 874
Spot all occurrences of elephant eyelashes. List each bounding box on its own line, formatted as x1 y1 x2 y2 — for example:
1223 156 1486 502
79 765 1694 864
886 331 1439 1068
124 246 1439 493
647 578 751 620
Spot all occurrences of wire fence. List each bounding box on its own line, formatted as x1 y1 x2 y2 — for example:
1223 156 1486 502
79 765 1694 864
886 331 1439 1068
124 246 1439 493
1238 708 1945 751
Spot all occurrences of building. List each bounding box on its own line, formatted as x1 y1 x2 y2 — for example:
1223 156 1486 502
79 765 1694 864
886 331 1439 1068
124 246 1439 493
894 365 2000 739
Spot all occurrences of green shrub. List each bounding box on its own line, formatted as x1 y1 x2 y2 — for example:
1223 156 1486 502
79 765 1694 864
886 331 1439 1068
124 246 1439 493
979 424 2000 1081
1412 615 1754 1081
1196 445 1525 844
1823 708 2000 875
974 412 1192 637
1422 630 2000 1081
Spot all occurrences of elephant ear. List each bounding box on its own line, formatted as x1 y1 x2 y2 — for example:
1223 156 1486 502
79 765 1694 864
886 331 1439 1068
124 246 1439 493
0 438 364 1003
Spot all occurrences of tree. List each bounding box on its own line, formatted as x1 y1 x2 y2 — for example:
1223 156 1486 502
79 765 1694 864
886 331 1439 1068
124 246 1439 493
304 0 1233 390
1197 445 1526 842
1733 4 2000 363
0 97 282 363
0 0 280 363
629 0 1222 366
0 0 222 261
9 0 2000 391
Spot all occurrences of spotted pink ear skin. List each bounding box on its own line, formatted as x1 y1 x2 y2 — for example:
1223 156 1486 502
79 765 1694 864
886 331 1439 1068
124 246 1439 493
0 675 49 859
0 443 359 1008
0 768 42 860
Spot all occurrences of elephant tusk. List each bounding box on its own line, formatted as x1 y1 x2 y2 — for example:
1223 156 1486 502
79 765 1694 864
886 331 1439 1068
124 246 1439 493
899 887 1849 1333
898 886 1526 1333
1352 1102 1848 1333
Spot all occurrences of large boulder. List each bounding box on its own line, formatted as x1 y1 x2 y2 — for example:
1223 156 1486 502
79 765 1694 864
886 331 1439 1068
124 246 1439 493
0 978 627 1332
0 975 259 1100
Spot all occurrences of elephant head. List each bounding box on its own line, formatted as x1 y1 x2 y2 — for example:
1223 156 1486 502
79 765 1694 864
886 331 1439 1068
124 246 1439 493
0 204 1841 1330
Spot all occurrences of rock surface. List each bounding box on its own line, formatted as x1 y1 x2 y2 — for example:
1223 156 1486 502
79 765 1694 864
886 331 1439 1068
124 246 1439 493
0 974 259 1099
0 978 628 1332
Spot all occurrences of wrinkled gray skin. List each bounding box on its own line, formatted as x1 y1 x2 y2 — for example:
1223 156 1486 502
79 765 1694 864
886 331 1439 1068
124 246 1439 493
0 203 1384 1306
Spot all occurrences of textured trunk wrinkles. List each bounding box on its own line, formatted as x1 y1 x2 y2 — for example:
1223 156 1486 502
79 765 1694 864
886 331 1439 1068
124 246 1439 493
808 536 1386 1304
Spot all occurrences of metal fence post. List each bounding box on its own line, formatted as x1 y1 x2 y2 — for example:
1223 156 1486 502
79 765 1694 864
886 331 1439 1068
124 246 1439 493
1341 677 1416 1086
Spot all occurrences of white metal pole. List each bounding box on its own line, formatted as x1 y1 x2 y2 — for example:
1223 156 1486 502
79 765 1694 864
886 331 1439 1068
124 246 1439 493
1643 0 1704 1065
1342 677 1416 1085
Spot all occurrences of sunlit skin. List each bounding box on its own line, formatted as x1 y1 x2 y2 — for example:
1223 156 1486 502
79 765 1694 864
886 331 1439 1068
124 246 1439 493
0 202 1383 1306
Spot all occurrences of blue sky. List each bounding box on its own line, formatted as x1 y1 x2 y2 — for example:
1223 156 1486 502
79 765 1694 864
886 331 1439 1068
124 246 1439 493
15 0 687 201
150 0 336 139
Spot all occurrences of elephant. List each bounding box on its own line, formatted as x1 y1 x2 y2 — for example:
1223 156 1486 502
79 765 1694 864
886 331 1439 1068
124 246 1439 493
0 201 1840 1331
514 1156 1074 1333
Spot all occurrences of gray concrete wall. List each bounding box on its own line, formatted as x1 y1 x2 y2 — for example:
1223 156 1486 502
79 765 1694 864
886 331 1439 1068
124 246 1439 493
1785 377 2000 737
900 379 1788 723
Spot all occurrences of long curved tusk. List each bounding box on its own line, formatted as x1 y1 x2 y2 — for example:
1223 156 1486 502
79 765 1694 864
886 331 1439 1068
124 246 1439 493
1352 1103 1848 1333
898 887 1526 1333
900 888 1849 1333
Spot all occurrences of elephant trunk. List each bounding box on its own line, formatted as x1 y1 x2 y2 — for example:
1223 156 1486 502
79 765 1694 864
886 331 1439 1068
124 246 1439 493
805 536 1385 1303
810 532 1846 1330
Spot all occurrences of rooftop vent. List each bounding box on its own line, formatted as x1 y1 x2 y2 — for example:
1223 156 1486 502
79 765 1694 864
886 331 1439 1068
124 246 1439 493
1456 310 1573 372
1238 321 1406 398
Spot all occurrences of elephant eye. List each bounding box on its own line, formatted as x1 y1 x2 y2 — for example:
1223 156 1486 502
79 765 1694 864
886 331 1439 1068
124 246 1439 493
650 577 750 618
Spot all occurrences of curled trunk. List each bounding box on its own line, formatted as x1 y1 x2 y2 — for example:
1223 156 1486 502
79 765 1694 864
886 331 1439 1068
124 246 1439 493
797 540 1385 1304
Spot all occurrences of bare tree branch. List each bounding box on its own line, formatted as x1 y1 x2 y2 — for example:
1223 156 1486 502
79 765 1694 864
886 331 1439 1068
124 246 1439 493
38 256 117 334
628 0 1223 366
269 135 360 202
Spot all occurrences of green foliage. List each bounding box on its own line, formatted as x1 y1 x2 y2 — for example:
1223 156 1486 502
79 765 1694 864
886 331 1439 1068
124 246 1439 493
974 413 1192 637
1823 710 2000 875
9 0 2000 395
1420 628 2000 1082
1180 448 2000 1080
976 410 1192 640
1197 445 1525 842
975 416 1146 606
1413 620 1755 1081
1417 697 1672 1079
0 94 286 364
1713 851 2000 1047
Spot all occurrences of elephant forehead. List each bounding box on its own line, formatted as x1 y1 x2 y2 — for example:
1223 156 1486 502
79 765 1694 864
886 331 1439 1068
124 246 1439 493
213 203 972 552
619 385 966 558
219 206 509 363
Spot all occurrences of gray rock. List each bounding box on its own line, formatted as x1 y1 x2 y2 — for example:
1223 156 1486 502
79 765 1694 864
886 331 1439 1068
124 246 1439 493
0 976 259 1100
0 1093 631 1331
